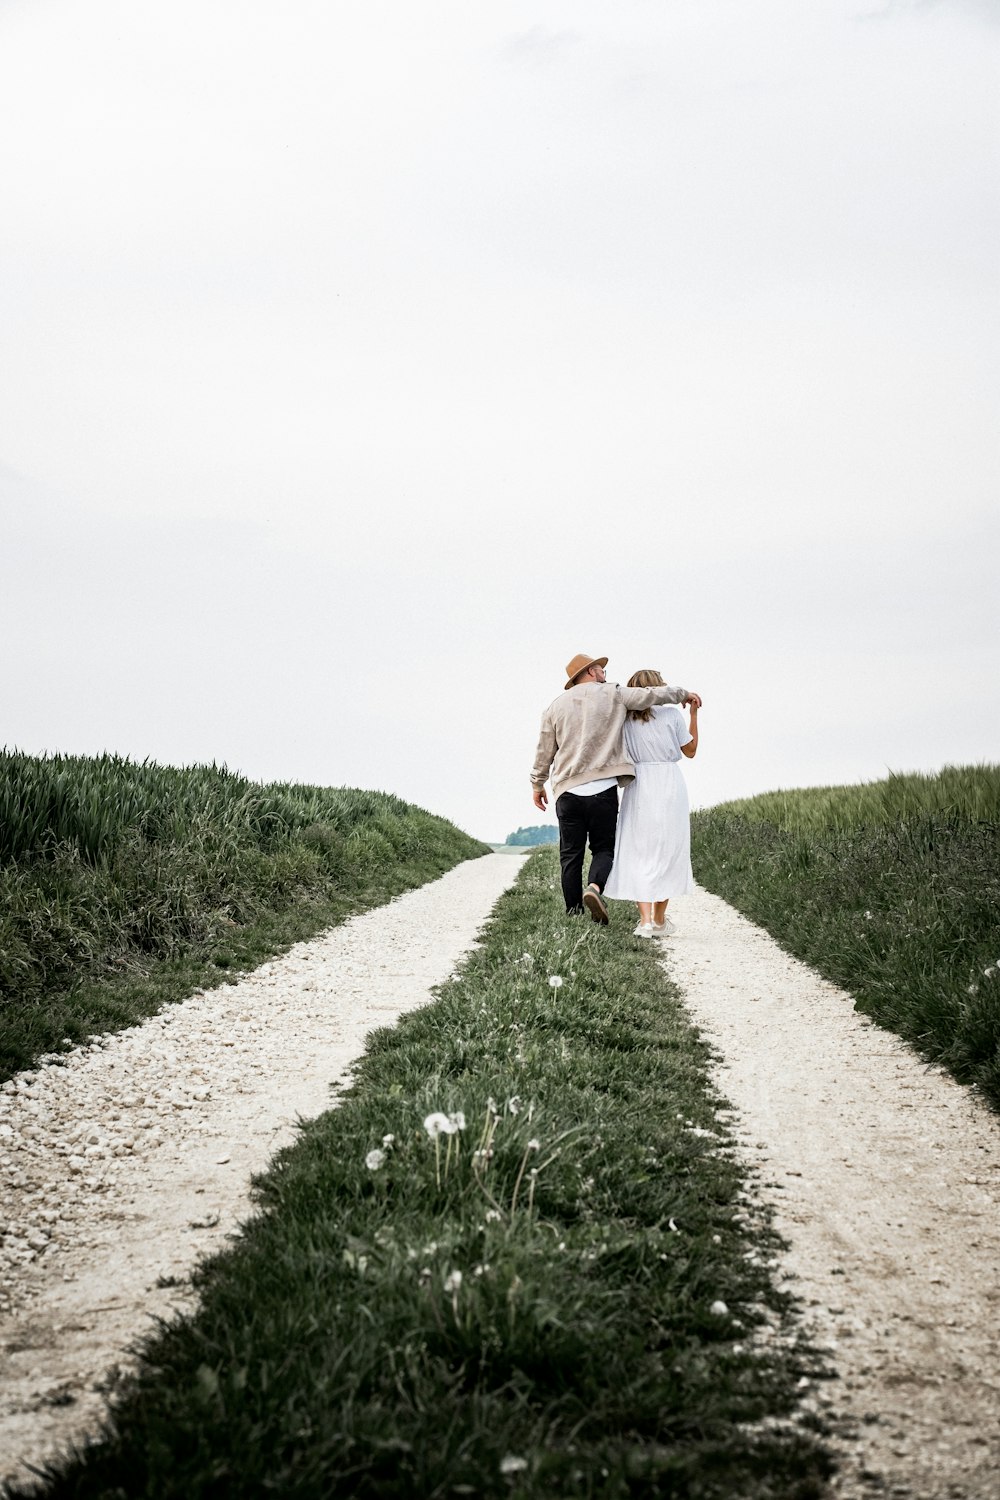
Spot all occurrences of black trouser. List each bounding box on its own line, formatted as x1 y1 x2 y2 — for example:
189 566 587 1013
555 786 618 914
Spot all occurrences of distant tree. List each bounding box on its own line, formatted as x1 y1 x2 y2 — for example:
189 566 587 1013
505 824 559 846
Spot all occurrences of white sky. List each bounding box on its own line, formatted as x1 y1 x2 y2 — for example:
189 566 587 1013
2 0 997 842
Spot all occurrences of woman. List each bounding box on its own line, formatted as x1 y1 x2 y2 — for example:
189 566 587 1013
603 669 699 937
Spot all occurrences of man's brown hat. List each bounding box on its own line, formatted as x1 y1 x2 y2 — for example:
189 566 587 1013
564 653 608 690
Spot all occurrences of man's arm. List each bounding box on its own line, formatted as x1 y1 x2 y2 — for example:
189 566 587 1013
530 715 556 812
617 683 702 710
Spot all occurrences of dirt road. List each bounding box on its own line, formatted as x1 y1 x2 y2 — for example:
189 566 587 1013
3 862 998 1497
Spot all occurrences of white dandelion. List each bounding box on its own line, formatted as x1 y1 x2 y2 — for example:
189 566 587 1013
365 1148 386 1171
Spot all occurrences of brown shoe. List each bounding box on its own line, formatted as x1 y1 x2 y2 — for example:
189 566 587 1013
583 885 609 925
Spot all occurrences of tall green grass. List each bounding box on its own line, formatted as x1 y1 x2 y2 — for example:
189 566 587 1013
6 851 830 1500
705 764 1000 834
0 750 487 1080
692 765 1000 1107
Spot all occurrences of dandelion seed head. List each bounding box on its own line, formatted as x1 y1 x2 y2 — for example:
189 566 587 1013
507 1095 522 1115
485 1208 502 1222
527 1138 540 1151
381 1133 395 1147
443 1269 463 1294
448 1110 466 1131
500 1455 528 1475
709 1299 729 1317
365 1148 386 1171
548 975 563 988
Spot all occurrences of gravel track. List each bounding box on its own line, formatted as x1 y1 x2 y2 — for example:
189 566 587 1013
662 887 1000 1500
4 858 998 1497
0 852 526 1489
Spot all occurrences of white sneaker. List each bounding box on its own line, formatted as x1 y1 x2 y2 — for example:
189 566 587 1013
633 921 655 938
652 918 676 937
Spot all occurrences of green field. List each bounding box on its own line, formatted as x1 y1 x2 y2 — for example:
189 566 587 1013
0 750 487 1081
691 764 1000 1107
9 849 830 1500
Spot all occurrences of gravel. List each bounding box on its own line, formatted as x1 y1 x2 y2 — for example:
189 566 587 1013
0 851 525 1489
662 886 1000 1500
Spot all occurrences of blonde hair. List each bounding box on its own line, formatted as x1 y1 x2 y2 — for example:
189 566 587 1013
626 668 665 722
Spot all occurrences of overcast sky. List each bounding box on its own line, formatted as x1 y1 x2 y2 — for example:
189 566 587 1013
2 0 997 842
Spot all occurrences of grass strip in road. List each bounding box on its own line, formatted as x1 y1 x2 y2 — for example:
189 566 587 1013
0 751 486 1081
11 849 830 1500
692 765 1000 1108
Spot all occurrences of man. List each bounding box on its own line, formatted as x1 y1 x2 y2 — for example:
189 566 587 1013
530 653 702 922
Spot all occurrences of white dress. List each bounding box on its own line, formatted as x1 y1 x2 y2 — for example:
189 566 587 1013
603 705 693 901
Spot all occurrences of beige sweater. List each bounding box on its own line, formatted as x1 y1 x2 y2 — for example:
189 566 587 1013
531 681 692 804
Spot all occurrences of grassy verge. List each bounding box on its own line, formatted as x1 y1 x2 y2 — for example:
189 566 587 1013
0 751 487 1081
692 765 1000 1108
10 849 831 1500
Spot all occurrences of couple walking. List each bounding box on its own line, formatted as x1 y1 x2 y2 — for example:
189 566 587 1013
530 653 702 937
